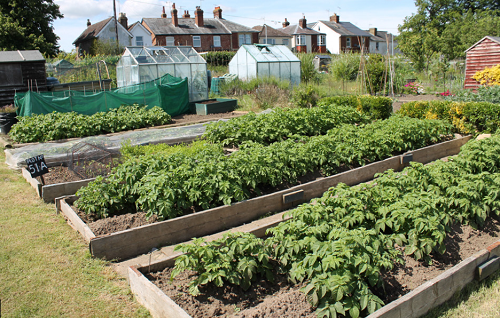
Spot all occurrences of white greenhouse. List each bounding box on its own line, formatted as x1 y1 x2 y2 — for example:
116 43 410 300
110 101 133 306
116 46 208 101
228 44 301 85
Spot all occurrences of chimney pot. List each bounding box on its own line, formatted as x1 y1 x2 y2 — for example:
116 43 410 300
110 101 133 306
195 6 204 27
330 14 339 23
171 3 178 27
161 6 167 18
213 6 222 19
183 10 191 18
282 18 290 28
118 12 128 29
87 19 91 27
299 16 307 29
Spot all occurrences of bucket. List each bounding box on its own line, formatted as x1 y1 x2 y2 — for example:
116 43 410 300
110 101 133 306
0 112 18 134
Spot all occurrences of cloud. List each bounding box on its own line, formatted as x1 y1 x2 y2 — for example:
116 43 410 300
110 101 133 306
55 0 110 19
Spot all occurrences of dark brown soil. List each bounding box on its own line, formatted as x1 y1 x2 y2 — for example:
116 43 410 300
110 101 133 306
392 94 444 113
40 166 83 185
147 215 500 318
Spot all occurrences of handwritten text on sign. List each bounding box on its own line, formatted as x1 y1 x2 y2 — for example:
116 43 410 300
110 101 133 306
25 155 49 178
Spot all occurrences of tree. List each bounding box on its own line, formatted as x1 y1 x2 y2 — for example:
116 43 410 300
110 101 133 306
0 0 63 56
398 0 500 70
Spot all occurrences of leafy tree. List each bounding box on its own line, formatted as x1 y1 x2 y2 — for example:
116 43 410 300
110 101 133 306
398 0 500 70
0 0 63 56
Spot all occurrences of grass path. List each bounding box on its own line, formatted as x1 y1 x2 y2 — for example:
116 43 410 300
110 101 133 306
0 148 149 317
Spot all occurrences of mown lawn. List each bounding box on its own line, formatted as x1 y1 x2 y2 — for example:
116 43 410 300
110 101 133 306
0 147 150 317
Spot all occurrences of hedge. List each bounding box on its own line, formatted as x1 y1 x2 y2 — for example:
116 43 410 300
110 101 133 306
317 95 393 120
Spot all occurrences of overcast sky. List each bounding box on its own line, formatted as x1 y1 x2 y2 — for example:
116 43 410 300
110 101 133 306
53 0 417 52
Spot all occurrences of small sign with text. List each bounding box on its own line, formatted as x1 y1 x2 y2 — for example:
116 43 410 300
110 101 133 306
25 155 49 178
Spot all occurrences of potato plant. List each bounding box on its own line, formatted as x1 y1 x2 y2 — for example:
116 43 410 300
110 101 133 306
9 105 171 143
76 116 453 219
202 104 370 147
172 135 500 318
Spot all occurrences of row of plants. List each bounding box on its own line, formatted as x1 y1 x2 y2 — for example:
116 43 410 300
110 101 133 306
171 134 500 318
317 95 393 120
397 100 500 134
203 105 370 147
75 116 453 220
9 105 171 143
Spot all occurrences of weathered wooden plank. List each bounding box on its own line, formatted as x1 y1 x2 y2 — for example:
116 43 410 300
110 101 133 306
57 197 96 243
128 266 191 318
21 167 42 197
42 178 95 203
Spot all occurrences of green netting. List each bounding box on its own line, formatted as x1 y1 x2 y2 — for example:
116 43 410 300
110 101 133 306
14 74 190 117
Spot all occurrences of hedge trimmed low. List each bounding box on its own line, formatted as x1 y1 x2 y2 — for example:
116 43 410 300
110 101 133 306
397 100 500 134
318 95 393 120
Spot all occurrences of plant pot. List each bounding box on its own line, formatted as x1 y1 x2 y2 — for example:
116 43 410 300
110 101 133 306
0 112 18 135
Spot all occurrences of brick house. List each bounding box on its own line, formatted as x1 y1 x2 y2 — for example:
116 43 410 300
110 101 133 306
141 5 259 52
280 17 327 53
311 14 371 54
252 24 292 48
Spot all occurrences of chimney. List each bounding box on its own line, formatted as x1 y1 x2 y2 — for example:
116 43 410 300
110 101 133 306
213 6 222 19
330 14 339 23
299 16 307 29
183 10 190 18
118 13 128 29
282 18 290 28
87 19 91 27
195 6 204 27
171 3 178 27
369 27 377 36
161 6 167 18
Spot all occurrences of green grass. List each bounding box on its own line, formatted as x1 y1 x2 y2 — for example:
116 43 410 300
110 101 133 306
0 147 150 318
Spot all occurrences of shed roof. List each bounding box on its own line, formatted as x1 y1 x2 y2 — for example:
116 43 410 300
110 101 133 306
237 44 300 62
142 18 258 36
0 50 45 63
318 21 372 37
465 36 500 53
252 25 291 37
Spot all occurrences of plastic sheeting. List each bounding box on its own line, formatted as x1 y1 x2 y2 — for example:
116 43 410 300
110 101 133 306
5 122 211 169
14 74 190 117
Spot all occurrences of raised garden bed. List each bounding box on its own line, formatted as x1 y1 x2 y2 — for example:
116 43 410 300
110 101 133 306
128 219 500 318
56 136 471 261
193 98 237 115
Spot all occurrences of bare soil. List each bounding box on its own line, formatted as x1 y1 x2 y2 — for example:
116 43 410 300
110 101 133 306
392 94 444 113
147 215 500 318
170 111 244 125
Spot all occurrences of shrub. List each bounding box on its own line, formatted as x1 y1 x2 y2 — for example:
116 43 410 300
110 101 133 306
204 51 236 67
318 95 393 120
473 64 500 86
297 53 319 83
290 85 319 108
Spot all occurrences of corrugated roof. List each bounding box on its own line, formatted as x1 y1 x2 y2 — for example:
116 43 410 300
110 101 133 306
280 24 324 36
319 21 372 37
252 25 291 37
0 50 45 63
73 17 113 45
466 36 500 53
142 17 258 36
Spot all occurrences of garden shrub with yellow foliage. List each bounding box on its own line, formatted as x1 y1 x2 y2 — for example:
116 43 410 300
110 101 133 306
473 64 500 86
398 100 500 134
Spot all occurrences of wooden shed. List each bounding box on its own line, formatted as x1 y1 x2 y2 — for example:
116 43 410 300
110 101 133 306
0 50 48 107
464 36 500 90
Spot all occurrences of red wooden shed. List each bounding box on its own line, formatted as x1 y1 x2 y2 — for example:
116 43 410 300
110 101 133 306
464 36 500 90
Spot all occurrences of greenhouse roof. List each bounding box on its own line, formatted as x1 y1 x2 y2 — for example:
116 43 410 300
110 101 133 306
239 45 300 63
123 46 206 64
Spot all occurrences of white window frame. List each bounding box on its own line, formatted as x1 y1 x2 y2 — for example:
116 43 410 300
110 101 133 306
318 35 325 46
346 37 351 48
264 38 275 45
213 35 221 47
136 36 144 46
166 37 175 46
193 36 201 47
239 33 252 46
296 35 306 46
282 38 289 46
